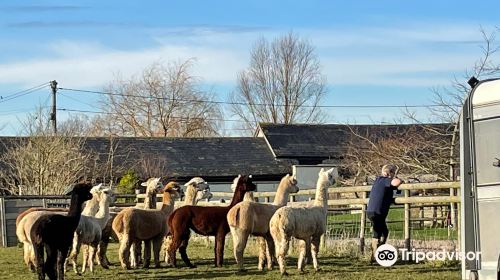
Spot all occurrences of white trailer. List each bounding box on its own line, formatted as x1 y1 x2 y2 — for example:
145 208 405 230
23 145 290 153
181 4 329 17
461 77 500 280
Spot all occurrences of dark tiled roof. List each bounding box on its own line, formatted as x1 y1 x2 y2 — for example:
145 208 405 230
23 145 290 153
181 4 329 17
259 123 453 160
0 137 294 181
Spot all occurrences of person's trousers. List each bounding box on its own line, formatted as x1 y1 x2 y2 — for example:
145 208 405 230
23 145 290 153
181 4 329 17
367 211 389 240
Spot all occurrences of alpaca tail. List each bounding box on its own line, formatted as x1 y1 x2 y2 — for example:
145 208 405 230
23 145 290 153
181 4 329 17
227 206 240 228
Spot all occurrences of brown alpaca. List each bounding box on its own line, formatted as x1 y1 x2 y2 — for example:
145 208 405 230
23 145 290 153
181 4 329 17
112 182 183 269
167 175 257 268
227 174 299 271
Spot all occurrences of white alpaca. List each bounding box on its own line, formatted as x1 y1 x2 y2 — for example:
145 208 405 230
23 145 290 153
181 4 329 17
269 168 336 275
66 187 113 274
227 174 299 271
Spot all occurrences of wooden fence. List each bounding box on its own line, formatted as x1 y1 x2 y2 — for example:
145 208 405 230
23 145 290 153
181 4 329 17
1 181 460 249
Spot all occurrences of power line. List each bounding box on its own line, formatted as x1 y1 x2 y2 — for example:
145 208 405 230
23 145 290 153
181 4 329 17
57 108 247 123
57 86 460 109
0 83 49 104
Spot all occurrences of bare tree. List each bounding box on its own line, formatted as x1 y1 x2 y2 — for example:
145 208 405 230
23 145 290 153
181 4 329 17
405 27 500 179
341 125 452 185
230 32 326 133
0 108 93 195
97 60 223 137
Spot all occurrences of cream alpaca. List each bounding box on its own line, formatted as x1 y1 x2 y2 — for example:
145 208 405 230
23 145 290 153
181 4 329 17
227 174 299 271
112 182 182 269
269 168 335 275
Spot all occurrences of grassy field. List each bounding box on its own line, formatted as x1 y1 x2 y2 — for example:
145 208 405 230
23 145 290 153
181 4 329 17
0 240 461 280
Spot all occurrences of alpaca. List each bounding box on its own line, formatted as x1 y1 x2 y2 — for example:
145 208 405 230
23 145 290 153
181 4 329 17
66 188 113 274
269 168 336 275
16 184 104 272
167 175 257 268
164 177 212 264
130 177 162 268
227 174 299 271
30 183 93 280
112 182 183 269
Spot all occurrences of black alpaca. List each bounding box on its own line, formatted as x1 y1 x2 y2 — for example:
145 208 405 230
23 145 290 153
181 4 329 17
31 183 93 280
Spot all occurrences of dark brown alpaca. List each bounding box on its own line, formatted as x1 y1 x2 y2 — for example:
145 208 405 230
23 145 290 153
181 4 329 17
30 183 93 280
167 175 257 268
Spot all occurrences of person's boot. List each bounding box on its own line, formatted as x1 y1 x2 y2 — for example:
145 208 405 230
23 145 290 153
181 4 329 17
379 236 386 245
370 238 379 264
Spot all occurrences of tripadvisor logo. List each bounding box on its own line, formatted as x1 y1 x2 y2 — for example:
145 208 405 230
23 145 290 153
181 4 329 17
375 244 398 267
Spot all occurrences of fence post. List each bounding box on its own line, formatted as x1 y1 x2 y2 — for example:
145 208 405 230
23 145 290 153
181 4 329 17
0 198 6 247
359 191 367 253
404 189 411 251
449 186 456 229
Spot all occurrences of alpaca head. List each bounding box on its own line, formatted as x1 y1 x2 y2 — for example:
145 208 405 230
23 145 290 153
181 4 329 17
141 177 162 195
184 177 209 191
196 187 213 202
280 174 300 194
162 182 184 200
65 183 93 202
235 175 257 193
99 187 115 206
318 168 336 185
90 183 105 195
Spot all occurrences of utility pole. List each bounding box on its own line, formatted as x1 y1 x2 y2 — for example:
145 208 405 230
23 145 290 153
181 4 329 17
50 80 58 134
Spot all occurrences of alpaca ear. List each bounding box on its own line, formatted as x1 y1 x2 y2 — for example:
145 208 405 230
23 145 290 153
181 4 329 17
140 181 148 187
319 168 325 174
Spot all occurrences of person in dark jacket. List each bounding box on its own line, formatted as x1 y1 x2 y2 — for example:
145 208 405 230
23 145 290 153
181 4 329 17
366 164 402 262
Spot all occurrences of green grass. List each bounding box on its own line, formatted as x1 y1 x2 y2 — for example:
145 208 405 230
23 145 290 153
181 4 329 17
0 240 460 280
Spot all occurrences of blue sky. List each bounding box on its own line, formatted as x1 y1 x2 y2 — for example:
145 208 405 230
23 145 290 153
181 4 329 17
1 0 499 135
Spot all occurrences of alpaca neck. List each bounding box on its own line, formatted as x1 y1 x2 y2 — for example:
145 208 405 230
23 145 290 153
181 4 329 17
95 198 110 222
67 194 85 218
243 192 254 202
273 183 291 206
184 186 198 206
229 188 247 207
160 192 176 212
144 191 157 209
82 196 99 216
314 178 329 209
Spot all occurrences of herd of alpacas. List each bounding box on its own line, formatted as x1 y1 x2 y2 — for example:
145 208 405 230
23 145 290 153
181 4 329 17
15 168 336 279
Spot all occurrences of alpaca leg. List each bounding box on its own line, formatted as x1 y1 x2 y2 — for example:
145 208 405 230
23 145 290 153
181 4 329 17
97 239 110 269
179 237 196 268
57 247 70 280
130 243 137 268
277 235 291 276
215 230 226 267
232 228 249 271
23 242 34 271
143 240 151 268
297 239 310 272
167 236 181 268
81 245 88 274
87 244 98 273
44 246 57 280
264 233 276 270
66 235 80 275
305 239 313 265
164 236 172 265
118 236 132 269
152 236 163 268
257 236 266 271
33 243 45 280
311 234 321 271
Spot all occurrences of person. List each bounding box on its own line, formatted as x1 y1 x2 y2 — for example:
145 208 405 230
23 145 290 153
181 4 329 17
366 164 402 263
